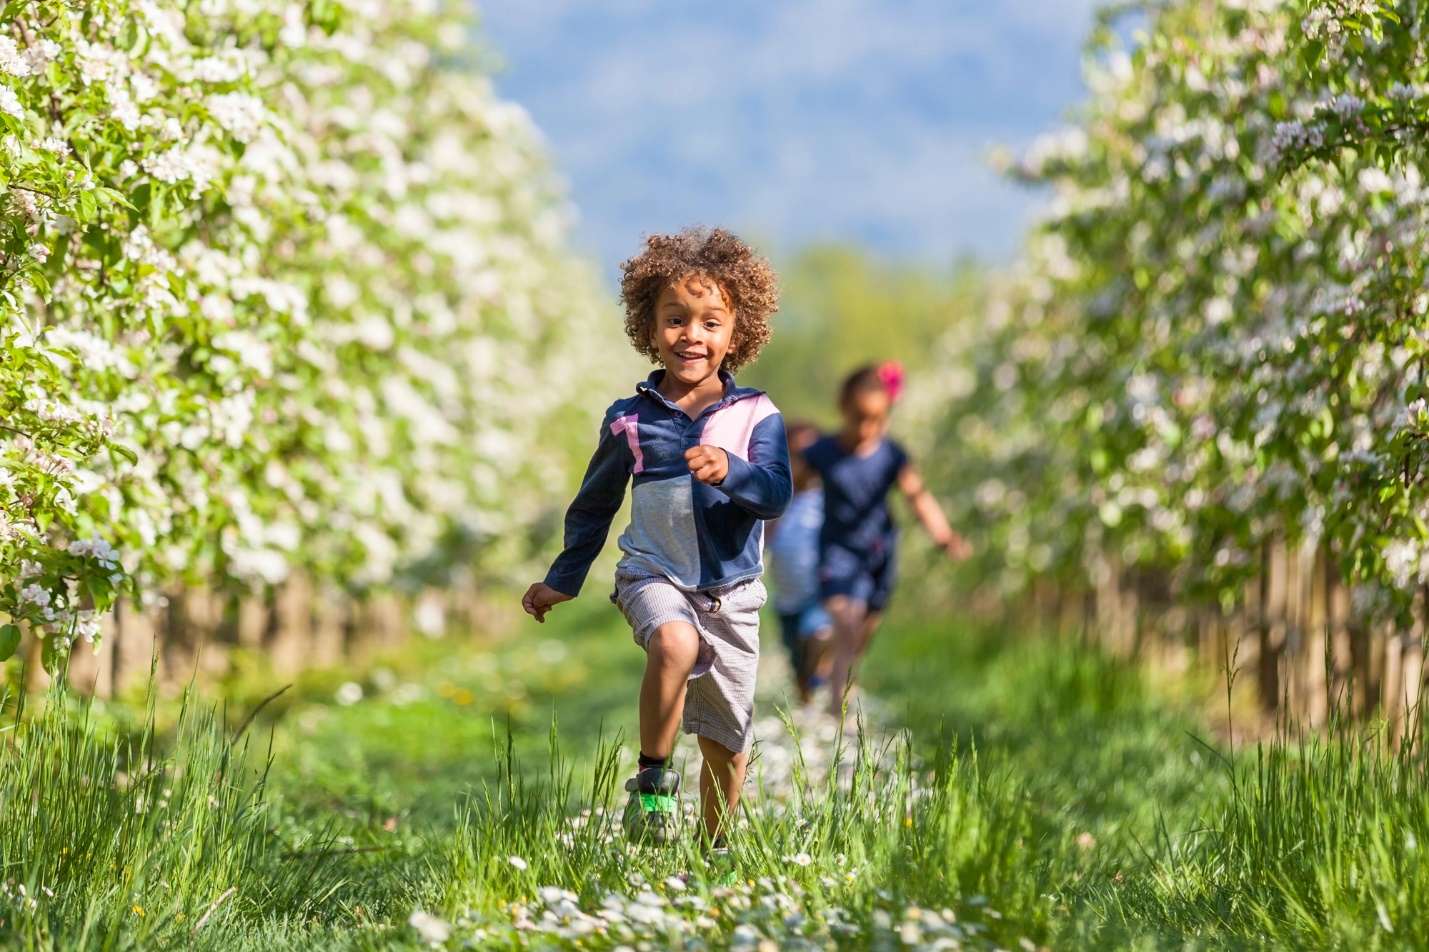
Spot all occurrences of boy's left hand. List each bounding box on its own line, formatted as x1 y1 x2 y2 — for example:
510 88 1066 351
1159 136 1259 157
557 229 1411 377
685 445 729 485
942 534 974 560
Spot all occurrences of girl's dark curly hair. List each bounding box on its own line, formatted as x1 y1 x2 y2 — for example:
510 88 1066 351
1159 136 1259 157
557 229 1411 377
619 226 779 374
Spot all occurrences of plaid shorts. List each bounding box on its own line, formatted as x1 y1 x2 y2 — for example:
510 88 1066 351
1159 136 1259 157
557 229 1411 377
614 570 766 753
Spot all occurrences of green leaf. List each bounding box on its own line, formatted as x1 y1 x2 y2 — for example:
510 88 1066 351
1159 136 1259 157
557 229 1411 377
97 187 137 210
88 576 116 612
0 624 19 662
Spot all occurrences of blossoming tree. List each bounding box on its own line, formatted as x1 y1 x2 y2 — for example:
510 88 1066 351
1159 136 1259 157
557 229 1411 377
920 0 1429 632
0 0 621 669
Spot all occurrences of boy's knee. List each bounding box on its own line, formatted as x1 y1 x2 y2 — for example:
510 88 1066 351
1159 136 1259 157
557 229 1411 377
698 736 746 769
647 622 700 666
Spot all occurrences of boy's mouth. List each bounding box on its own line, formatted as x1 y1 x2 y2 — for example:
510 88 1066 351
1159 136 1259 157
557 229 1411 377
674 350 708 364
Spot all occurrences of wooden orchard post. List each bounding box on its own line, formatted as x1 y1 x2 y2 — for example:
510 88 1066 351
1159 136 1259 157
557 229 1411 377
1303 545 1329 728
1259 541 1288 712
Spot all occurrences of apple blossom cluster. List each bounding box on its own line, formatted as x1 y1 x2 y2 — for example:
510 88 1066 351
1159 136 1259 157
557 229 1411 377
0 0 624 668
910 0 1429 619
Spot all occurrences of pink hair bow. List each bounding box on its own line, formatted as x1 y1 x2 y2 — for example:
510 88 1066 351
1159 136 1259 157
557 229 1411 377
878 361 904 403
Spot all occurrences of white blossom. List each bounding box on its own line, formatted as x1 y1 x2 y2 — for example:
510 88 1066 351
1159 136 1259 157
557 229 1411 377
1265 119 1327 165
141 148 194 184
109 93 140 131
34 137 71 158
1383 540 1421 590
191 56 246 83
18 584 51 608
207 92 266 142
1321 92 1365 121
74 610 102 644
0 86 23 120
0 37 29 77
25 39 61 71
69 537 121 570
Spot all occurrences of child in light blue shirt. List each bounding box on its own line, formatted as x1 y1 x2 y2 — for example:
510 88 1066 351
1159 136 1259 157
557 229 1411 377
765 420 832 704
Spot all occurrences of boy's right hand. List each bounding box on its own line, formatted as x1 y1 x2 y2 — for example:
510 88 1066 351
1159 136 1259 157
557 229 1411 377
521 582 573 623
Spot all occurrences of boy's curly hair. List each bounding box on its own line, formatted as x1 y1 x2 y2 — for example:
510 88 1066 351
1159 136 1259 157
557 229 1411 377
619 227 779 374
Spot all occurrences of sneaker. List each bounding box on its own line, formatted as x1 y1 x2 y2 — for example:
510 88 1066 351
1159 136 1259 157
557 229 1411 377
622 766 681 845
704 839 739 887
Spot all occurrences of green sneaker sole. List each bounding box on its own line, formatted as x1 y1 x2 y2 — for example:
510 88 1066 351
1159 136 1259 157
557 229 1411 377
623 791 680 845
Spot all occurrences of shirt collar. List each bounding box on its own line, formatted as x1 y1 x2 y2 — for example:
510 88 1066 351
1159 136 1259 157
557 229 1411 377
637 369 762 412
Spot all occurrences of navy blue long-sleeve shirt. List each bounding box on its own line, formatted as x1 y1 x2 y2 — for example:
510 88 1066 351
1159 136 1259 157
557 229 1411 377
544 370 793 596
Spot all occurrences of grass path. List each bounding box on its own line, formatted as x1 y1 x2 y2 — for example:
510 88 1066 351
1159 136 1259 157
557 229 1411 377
6 602 1429 948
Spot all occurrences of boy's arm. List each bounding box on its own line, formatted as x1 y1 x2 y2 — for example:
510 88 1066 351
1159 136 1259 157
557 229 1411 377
542 413 633 597
710 414 793 520
897 463 972 559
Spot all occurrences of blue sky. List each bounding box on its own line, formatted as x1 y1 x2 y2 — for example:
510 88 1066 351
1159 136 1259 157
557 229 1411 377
476 1 1101 273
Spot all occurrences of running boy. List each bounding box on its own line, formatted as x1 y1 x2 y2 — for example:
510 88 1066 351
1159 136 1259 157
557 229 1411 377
804 363 971 718
521 227 790 851
765 420 833 704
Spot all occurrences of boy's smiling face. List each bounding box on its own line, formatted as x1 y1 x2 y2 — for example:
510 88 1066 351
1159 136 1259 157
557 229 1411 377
651 273 735 391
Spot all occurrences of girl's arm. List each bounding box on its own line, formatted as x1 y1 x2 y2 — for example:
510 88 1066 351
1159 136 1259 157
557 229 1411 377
897 463 972 559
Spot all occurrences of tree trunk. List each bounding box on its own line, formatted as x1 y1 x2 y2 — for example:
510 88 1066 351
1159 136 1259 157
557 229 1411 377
312 585 347 668
270 574 314 676
1259 540 1288 712
1303 544 1329 728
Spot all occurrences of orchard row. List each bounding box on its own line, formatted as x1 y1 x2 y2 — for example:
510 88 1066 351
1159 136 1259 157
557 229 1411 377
0 0 621 662
916 1 1429 625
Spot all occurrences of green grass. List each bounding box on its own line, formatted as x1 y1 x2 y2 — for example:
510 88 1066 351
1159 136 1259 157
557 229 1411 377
1 601 1428 948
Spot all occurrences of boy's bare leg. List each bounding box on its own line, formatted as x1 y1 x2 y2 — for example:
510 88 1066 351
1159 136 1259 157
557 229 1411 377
698 735 747 843
825 595 867 717
639 621 700 758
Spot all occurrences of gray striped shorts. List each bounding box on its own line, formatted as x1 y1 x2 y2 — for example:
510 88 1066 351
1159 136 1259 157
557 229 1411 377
614 570 766 753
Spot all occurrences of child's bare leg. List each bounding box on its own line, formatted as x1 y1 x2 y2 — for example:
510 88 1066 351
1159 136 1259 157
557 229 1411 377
805 626 834 700
698 735 747 843
804 627 833 691
639 622 700 759
826 595 867 716
859 612 883 655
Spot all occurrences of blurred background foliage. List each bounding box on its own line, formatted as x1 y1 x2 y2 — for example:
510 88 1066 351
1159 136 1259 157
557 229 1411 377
744 245 984 427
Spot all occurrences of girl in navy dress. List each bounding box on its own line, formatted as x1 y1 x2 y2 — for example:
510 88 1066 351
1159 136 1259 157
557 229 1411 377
803 363 972 717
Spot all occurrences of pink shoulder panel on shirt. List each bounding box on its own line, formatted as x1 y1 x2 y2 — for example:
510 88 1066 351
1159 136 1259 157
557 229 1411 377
609 413 644 473
702 395 778 459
